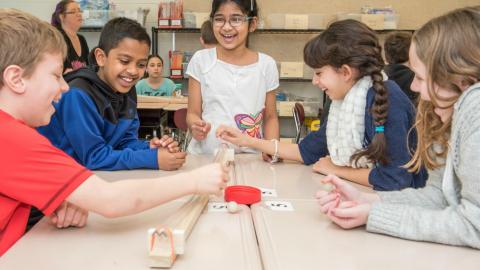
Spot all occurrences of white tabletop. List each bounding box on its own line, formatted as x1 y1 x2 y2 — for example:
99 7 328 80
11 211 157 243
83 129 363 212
0 201 261 270
251 200 480 270
232 154 369 200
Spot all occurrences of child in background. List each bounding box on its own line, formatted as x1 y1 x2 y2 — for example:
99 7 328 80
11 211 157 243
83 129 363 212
316 6 480 249
136 54 176 96
38 17 186 171
217 19 427 191
0 8 228 256
186 0 280 160
384 31 418 102
200 20 218 48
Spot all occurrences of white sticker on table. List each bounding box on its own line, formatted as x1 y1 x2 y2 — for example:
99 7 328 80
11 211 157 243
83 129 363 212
208 202 229 212
259 188 278 198
265 201 294 211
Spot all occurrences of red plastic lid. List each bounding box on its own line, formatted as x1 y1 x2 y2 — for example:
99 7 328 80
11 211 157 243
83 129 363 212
224 185 261 205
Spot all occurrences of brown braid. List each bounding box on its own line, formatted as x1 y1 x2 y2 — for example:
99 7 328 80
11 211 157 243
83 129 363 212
304 19 390 166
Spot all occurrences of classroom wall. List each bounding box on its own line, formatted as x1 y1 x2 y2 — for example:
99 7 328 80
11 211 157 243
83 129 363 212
1 0 477 136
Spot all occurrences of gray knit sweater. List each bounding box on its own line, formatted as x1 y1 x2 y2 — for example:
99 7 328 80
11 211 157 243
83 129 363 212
367 82 480 249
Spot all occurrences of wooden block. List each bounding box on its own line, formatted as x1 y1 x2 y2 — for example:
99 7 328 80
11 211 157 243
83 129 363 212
148 195 209 268
361 14 385 30
277 101 296 117
148 146 233 268
285 14 308 29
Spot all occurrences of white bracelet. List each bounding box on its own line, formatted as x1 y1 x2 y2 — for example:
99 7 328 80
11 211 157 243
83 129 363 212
270 139 279 164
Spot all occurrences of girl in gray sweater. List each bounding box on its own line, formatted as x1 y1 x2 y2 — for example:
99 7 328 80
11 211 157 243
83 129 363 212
316 6 480 249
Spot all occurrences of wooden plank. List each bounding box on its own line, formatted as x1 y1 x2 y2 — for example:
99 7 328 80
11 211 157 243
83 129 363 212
148 146 234 268
163 103 188 111
137 102 169 109
137 95 188 104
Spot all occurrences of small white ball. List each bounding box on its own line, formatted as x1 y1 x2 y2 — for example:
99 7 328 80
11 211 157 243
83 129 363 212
227 201 239 213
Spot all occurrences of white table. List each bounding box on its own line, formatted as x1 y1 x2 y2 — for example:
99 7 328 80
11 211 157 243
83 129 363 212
1 199 261 270
251 200 480 270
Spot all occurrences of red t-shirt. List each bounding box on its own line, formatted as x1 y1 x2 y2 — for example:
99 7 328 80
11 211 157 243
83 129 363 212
0 110 92 256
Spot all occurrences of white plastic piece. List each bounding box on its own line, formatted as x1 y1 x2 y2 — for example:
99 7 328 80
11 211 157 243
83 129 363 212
227 201 239 213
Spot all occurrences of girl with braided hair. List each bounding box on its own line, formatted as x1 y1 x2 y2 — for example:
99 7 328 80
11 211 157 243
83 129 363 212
316 6 480 248
217 19 426 191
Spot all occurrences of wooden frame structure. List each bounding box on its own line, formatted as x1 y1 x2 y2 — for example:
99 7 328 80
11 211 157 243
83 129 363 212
148 145 234 268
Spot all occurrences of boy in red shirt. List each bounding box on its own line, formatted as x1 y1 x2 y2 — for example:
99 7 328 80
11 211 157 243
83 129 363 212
0 9 228 256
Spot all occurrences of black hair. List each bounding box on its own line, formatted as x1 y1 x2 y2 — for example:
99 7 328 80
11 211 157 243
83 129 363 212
144 54 164 78
210 0 258 18
209 0 258 47
51 0 75 28
304 19 389 166
384 31 412 64
88 17 151 68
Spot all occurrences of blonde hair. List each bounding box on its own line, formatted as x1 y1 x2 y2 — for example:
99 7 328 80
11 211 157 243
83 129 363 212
0 9 67 88
406 6 480 172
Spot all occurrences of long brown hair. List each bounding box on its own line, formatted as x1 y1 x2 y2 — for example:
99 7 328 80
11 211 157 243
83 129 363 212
406 6 480 172
304 19 389 166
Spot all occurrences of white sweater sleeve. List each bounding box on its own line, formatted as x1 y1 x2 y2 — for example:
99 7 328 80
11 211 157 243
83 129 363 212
367 131 480 249
377 167 447 209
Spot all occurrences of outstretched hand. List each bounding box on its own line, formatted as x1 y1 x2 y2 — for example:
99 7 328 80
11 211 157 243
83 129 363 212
190 163 230 196
216 125 251 147
191 120 211 141
150 135 180 153
315 174 379 229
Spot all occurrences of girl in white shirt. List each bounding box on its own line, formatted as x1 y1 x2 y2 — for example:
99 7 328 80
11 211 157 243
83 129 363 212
186 0 279 157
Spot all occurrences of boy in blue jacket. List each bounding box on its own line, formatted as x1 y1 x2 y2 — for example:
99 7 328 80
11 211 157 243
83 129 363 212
38 17 186 171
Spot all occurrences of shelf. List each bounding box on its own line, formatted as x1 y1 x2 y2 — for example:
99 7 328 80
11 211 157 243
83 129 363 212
279 78 312 82
79 26 103 32
151 27 414 34
152 27 324 34
169 77 312 82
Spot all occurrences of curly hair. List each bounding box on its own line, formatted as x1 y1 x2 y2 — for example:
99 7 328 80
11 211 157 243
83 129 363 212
304 19 389 166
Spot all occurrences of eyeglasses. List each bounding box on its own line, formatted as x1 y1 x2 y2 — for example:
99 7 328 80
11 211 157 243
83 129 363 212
64 9 83 15
212 15 252 28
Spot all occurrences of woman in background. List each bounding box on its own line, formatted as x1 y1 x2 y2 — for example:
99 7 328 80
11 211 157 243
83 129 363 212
51 0 89 73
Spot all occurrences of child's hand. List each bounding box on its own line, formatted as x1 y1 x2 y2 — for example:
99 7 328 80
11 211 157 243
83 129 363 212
327 201 372 229
216 125 251 147
315 174 379 212
191 120 211 141
150 135 180 153
157 148 186 170
189 163 229 196
49 202 88 229
312 156 338 175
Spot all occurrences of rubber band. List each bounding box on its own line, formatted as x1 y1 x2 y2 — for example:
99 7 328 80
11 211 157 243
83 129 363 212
375 125 385 133
149 226 177 262
270 139 279 164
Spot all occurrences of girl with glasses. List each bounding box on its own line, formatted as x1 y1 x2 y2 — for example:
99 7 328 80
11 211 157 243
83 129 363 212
186 0 280 161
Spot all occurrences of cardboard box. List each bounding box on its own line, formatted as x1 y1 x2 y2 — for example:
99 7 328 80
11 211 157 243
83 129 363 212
361 14 385 30
280 62 304 78
285 14 309 29
266 13 285 29
277 101 296 117
308 14 325 29
194 12 210 28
